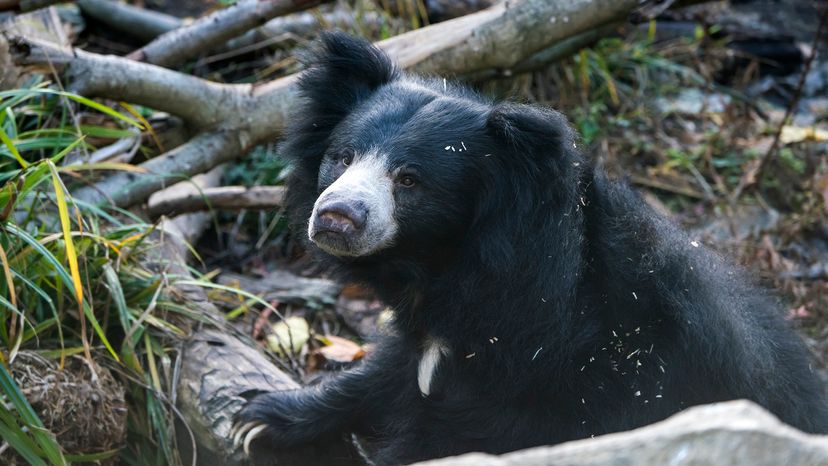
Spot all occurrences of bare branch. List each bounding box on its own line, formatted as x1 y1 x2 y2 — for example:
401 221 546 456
147 185 286 218
76 0 181 42
127 0 333 68
10 37 248 129
73 131 249 207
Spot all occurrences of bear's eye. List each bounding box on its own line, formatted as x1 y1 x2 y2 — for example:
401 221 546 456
340 151 353 167
398 175 417 188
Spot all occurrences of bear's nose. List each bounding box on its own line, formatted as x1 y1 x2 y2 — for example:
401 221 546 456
316 200 368 233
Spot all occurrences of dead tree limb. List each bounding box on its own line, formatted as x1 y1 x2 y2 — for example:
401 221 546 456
148 185 286 218
11 0 696 210
127 0 333 67
76 0 181 42
72 130 256 207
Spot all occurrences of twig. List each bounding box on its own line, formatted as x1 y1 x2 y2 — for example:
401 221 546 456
730 10 827 203
629 174 705 199
147 185 286 218
127 0 333 68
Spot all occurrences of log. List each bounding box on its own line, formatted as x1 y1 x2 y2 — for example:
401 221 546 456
155 211 357 465
176 329 359 466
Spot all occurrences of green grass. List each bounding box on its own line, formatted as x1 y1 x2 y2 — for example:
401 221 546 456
0 79 200 465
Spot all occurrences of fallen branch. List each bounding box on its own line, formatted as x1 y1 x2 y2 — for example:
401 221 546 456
147 185 286 218
73 130 251 207
12 0 696 210
76 0 181 42
127 0 333 67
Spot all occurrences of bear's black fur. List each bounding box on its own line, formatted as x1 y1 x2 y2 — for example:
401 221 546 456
236 32 828 464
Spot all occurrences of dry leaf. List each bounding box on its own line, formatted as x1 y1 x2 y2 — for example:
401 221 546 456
267 316 309 356
316 335 365 363
780 125 828 145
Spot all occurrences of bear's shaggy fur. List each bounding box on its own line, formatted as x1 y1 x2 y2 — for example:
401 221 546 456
236 32 828 465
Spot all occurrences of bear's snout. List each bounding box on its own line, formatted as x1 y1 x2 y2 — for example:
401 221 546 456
315 200 368 234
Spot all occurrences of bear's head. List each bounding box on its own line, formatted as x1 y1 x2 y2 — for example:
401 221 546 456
281 32 581 268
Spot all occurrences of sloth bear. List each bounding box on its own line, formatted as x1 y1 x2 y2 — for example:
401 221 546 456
234 32 828 464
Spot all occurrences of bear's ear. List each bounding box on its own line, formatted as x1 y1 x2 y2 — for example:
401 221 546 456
299 31 398 118
486 103 575 160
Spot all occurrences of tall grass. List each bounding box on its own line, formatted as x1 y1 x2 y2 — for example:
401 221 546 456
0 78 200 465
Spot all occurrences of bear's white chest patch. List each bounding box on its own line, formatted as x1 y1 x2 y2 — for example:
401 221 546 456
418 338 449 396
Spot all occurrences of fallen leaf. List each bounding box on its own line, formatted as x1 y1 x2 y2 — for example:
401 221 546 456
780 125 828 145
267 316 309 356
315 335 365 363
786 305 811 320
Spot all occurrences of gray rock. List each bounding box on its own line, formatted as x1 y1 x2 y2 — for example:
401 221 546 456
413 400 828 466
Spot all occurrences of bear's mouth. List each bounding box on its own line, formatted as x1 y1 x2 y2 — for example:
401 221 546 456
310 230 359 257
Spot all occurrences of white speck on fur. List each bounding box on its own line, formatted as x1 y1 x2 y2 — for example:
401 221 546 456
461 141 467 151
465 352 476 359
418 338 449 396
632 291 638 300
691 240 700 248
532 347 543 360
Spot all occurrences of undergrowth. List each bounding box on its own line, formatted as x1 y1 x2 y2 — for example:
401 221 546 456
0 78 203 466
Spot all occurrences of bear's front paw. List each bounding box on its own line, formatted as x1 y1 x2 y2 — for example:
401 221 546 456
231 390 321 456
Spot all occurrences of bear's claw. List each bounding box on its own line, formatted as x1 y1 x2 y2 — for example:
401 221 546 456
231 420 268 455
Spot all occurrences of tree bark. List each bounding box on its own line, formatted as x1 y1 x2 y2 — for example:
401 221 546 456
151 192 357 465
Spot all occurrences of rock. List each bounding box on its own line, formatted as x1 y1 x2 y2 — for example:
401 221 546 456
413 400 828 466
